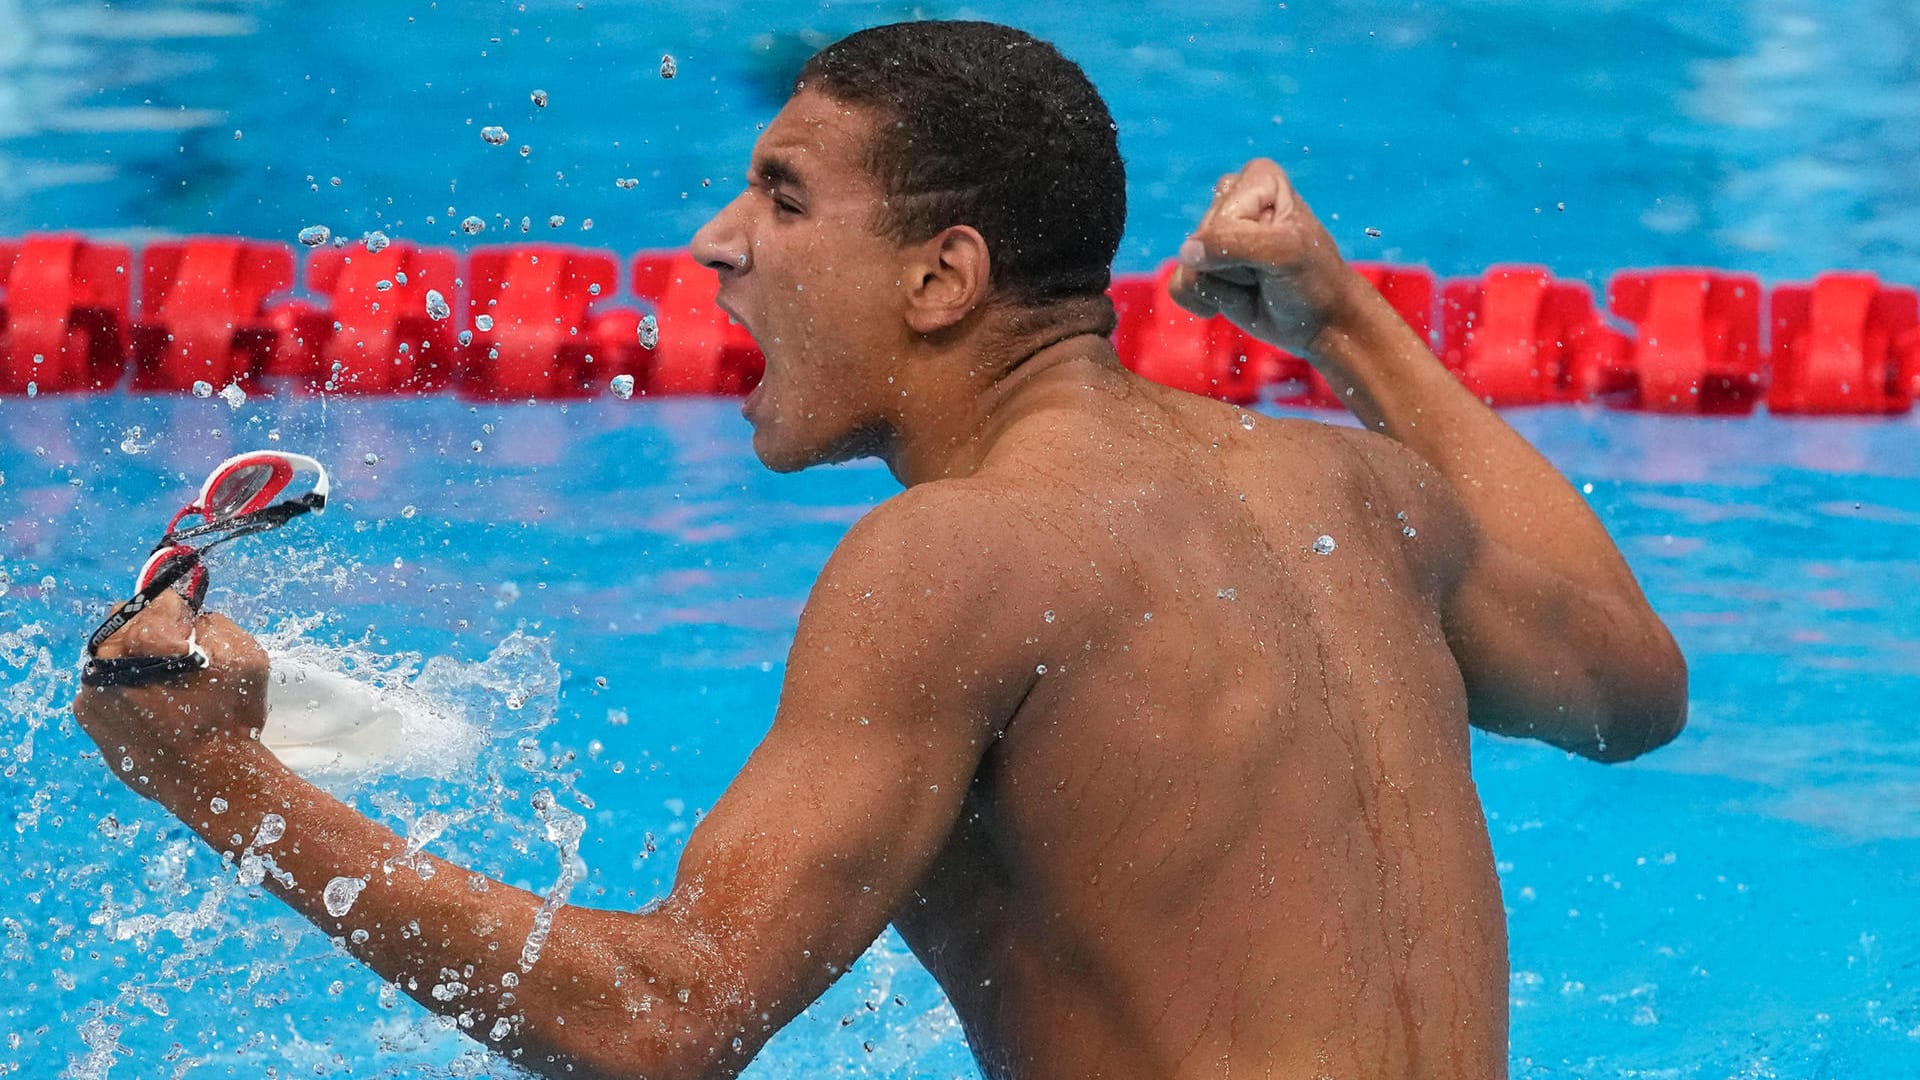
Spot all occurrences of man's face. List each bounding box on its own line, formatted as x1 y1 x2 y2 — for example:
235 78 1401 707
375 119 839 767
691 91 911 472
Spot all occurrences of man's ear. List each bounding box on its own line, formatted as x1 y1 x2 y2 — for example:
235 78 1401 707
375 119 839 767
903 225 990 334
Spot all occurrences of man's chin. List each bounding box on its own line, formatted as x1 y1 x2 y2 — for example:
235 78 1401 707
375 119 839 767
751 434 813 474
750 419 889 474
749 421 825 473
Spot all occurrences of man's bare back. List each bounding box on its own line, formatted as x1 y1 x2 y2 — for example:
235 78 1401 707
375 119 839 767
884 368 1505 1078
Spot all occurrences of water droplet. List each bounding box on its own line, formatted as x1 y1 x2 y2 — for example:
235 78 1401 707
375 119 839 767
1239 413 1255 430
323 876 367 917
474 314 496 332
588 282 602 296
471 440 484 453
209 797 229 814
659 53 677 78
1312 534 1337 555
425 289 451 321
1403 525 1417 538
480 125 509 146
297 225 331 247
530 88 549 107
457 329 474 347
363 230 391 253
609 374 635 399
637 314 659 350
1217 587 1237 600
1581 482 1594 494
219 382 246 409
0 571 10 598
1035 664 1048 675
191 380 214 398
546 214 565 228
459 215 486 235
24 381 36 397
1364 226 1383 238
615 177 639 190
362 452 379 467
254 813 286 846
1042 609 1056 623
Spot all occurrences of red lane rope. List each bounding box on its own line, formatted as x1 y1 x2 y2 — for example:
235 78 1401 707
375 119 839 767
1 233 1915 415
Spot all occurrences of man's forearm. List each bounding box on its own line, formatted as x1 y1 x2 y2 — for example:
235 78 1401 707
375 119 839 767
154 737 709 1078
1306 274 1646 600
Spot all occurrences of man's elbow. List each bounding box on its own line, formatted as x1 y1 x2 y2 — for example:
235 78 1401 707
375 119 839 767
1588 637 1689 764
503 996 744 1080
508 1021 733 1080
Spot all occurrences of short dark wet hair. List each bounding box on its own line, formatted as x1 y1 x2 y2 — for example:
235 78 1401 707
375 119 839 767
796 21 1126 307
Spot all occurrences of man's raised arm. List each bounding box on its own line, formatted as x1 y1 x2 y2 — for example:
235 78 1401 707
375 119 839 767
73 483 1037 1078
1170 158 1686 762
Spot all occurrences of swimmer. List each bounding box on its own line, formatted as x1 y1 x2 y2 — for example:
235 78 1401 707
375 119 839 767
74 20 1686 1080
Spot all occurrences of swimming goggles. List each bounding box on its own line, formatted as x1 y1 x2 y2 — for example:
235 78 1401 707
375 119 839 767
81 450 329 689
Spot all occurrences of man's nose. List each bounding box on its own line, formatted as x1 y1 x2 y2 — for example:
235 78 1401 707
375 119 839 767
690 199 752 276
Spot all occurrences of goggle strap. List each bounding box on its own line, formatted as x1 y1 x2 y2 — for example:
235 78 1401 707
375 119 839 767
85 549 204 655
161 495 322 547
80 635 210 688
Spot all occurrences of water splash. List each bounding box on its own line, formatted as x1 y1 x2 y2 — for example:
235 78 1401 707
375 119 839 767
516 789 586 973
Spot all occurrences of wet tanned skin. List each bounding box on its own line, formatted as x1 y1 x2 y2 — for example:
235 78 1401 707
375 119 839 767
876 373 1512 1079
74 89 1683 1080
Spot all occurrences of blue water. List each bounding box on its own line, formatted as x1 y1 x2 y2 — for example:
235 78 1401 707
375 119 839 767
4 0 1920 1076
2 0 1917 287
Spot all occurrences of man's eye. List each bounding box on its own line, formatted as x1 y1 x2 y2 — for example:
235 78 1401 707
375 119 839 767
772 196 803 216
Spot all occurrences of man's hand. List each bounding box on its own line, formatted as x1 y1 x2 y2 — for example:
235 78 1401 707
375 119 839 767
73 588 271 807
1166 157 1365 356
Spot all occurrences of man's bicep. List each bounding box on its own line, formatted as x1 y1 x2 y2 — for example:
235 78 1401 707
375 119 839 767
1442 521 1685 760
651 491 1031 1040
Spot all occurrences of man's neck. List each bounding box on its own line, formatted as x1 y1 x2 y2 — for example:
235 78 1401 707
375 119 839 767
882 324 1121 487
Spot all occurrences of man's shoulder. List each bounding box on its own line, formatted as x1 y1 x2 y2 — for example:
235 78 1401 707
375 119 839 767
825 479 1047 594
1302 421 1476 595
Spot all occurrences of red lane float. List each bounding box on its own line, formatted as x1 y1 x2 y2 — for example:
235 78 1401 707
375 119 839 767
0 235 131 394
268 243 462 393
1768 274 1920 415
1 231 1916 416
1606 270 1763 414
130 239 293 392
1441 266 1629 406
462 246 639 399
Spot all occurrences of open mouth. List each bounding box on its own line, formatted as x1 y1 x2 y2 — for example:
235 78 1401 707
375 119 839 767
741 366 769 421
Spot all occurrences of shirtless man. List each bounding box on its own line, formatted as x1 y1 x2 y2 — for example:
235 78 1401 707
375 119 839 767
73 20 1687 1080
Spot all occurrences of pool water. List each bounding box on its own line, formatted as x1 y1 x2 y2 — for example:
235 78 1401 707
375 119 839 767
2 0 1917 286
2 396 1918 1076
3 0 1919 1075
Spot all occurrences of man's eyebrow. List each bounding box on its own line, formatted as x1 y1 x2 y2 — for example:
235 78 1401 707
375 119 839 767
749 154 808 192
